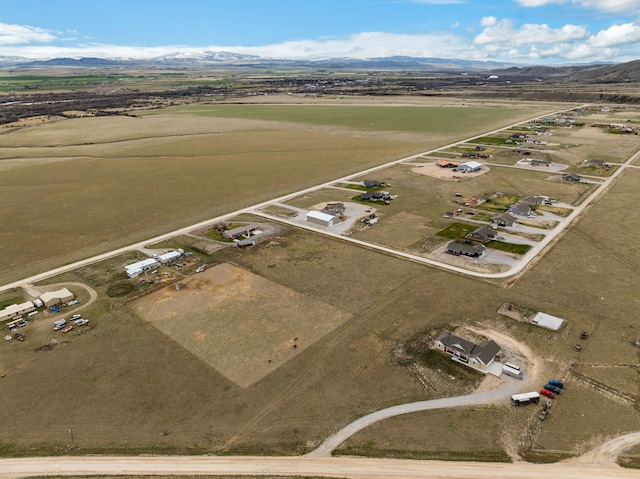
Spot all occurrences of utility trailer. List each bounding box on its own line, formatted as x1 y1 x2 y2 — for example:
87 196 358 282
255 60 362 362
511 391 540 406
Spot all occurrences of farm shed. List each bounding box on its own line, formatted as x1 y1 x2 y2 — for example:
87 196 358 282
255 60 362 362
434 332 501 372
0 301 36 322
125 258 159 279
531 312 564 331
458 161 482 172
40 288 74 308
223 224 260 240
156 249 183 264
306 210 338 227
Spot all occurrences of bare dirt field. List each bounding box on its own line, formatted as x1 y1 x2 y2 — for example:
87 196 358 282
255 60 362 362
410 163 491 181
130 263 352 388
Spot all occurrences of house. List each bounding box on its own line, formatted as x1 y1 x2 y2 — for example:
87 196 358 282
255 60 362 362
437 160 461 168
562 173 581 182
363 180 386 188
589 159 609 168
434 332 501 371
508 202 533 217
359 191 390 202
521 195 548 206
322 202 345 216
0 301 36 322
124 259 159 279
492 212 517 227
39 287 74 308
458 161 482 172
467 225 498 242
446 242 486 257
223 224 260 240
530 159 551 167
306 210 338 227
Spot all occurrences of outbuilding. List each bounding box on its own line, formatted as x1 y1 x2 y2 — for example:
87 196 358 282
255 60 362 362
125 258 159 279
458 161 482 172
40 288 74 308
306 210 338 227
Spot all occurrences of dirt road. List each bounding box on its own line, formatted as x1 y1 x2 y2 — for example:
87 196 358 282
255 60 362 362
1 455 638 479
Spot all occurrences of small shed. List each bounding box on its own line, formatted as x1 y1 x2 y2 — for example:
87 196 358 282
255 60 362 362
531 312 564 331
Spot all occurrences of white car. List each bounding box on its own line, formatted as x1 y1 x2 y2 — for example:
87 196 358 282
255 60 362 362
70 314 82 321
74 319 89 327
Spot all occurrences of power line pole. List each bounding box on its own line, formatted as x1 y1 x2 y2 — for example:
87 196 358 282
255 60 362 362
68 426 75 446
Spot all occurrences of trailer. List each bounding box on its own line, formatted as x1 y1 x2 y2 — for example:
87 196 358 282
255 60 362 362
502 365 524 379
511 391 540 406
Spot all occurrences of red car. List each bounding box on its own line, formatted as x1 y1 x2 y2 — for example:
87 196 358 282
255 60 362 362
540 388 556 399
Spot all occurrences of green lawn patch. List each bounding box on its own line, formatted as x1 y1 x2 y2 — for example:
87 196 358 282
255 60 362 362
436 222 476 239
486 241 531 255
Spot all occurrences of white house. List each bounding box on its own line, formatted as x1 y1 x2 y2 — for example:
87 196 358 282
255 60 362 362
0 301 36 322
125 258 159 278
306 210 338 227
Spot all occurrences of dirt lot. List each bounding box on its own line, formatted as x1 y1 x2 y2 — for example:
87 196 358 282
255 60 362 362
410 163 491 181
130 263 352 388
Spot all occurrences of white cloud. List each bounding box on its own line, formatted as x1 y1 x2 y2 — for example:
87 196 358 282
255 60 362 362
515 0 640 14
589 22 640 47
474 18 589 46
0 22 56 45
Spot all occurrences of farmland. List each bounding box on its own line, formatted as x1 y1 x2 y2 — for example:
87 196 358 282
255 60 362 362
1 95 640 466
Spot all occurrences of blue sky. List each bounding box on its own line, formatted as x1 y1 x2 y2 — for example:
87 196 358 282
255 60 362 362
1 0 639 64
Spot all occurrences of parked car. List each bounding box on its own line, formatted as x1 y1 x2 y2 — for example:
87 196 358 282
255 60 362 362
70 314 82 321
548 379 564 388
540 388 556 399
544 384 561 394
74 319 89 326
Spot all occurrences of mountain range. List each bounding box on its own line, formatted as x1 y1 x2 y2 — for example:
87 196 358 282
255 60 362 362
0 51 637 82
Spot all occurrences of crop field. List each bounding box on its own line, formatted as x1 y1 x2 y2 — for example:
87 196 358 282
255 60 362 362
1 99 640 463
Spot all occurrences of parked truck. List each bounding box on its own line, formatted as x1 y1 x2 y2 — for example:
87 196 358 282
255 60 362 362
511 391 540 406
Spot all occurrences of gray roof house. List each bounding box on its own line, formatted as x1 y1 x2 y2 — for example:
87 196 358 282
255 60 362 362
467 225 498 242
521 195 548 206
434 332 501 371
508 202 533 217
562 173 581 182
446 242 486 257
363 180 386 189
492 212 517 227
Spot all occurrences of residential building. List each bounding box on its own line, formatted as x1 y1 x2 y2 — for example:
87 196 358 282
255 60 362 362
434 332 501 371
467 225 498 242
562 173 581 182
492 212 517 227
446 242 486 257
508 202 533 217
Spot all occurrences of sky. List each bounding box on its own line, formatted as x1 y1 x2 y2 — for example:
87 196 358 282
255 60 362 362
1 0 639 65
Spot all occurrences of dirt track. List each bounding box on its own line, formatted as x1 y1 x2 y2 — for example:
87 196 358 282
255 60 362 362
1 454 639 479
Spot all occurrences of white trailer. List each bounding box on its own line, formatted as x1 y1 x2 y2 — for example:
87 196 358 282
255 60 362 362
503 365 524 379
511 391 540 406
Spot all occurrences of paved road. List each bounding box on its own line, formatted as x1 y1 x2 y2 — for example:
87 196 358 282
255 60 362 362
1 455 639 479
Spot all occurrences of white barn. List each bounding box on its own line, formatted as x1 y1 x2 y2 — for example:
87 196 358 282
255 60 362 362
125 258 159 278
156 249 183 264
306 210 338 227
458 161 483 172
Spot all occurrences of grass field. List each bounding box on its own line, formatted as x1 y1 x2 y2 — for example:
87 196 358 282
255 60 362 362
0 101 551 285
1 99 639 463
